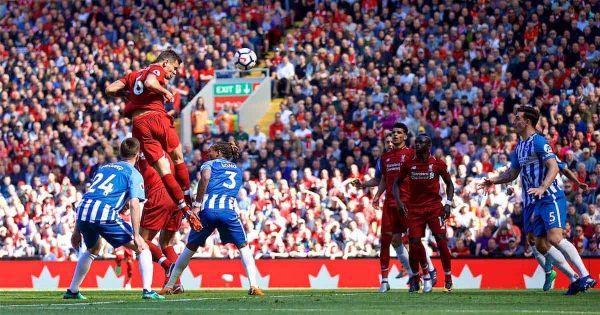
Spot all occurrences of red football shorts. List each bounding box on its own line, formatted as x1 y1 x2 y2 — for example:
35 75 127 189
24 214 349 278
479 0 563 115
132 112 180 165
407 206 446 239
141 187 183 231
115 246 133 259
382 202 408 234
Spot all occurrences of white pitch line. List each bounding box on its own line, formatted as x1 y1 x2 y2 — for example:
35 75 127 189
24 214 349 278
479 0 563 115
0 292 364 308
5 306 599 314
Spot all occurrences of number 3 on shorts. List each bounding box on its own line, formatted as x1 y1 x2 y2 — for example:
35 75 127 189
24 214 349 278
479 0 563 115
223 171 236 189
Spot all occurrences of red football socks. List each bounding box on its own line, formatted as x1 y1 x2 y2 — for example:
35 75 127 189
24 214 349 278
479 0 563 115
380 234 392 279
174 163 191 197
436 238 453 281
162 245 178 264
410 238 429 275
161 173 186 206
145 240 171 270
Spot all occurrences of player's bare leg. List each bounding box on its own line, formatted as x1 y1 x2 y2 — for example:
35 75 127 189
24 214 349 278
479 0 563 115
64 239 101 299
391 233 413 280
379 233 393 293
153 155 202 231
433 233 452 292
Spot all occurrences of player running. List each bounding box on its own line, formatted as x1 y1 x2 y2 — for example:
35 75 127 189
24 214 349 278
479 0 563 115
106 49 202 231
355 125 431 293
138 154 184 293
479 106 596 295
393 134 454 293
161 141 264 296
64 138 164 300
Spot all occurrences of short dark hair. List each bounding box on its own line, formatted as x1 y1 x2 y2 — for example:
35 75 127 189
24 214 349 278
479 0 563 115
120 138 140 159
393 122 408 134
517 106 540 126
416 133 432 143
156 49 182 64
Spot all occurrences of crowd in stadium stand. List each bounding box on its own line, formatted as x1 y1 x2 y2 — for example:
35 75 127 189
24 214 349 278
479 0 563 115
2 0 600 262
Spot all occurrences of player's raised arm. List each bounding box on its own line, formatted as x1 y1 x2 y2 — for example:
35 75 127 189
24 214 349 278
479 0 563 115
145 72 174 102
106 79 127 97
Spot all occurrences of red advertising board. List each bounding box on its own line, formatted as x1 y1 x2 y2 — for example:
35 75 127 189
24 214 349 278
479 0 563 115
1 258 599 289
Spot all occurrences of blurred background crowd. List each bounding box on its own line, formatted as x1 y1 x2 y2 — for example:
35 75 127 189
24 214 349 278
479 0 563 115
1 0 600 262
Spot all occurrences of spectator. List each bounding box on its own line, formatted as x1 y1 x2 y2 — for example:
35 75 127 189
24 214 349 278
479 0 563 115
192 97 209 136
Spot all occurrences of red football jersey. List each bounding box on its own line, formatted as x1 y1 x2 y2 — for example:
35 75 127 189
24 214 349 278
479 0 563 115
137 153 173 194
398 155 448 210
380 147 414 205
119 64 168 118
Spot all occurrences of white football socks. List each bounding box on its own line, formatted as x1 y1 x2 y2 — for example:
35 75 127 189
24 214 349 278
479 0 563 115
557 239 589 277
240 245 258 287
137 249 153 291
394 244 414 276
531 245 546 268
69 251 97 293
166 247 195 288
423 240 435 272
546 247 578 282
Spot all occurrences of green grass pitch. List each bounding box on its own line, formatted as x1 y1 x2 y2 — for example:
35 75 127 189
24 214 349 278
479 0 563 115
0 290 598 314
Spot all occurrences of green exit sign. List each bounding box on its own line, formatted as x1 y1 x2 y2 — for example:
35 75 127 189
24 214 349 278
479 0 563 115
214 83 253 96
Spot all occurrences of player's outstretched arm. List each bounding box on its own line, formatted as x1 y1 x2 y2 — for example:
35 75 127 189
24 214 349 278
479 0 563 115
193 168 212 212
479 167 519 189
560 167 589 192
106 80 126 97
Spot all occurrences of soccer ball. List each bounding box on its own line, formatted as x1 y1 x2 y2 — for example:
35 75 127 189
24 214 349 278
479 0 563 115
234 48 257 70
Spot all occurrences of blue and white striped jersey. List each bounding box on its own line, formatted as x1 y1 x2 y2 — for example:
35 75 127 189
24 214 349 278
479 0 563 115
77 161 146 223
510 133 562 207
374 158 382 179
200 158 242 210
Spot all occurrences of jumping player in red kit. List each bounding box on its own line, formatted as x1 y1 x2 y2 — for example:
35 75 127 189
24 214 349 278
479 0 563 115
393 134 455 293
105 49 202 231
356 123 432 292
138 153 184 293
